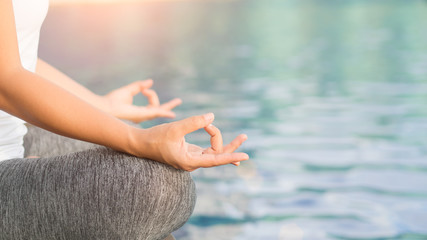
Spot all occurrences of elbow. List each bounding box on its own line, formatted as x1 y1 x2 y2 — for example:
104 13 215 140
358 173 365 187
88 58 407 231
0 64 26 110
0 60 27 84
0 63 25 82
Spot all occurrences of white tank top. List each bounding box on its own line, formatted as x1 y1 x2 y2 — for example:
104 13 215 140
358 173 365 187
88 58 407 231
0 0 49 161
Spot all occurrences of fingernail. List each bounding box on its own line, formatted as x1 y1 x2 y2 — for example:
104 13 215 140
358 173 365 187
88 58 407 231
204 113 214 122
142 79 153 84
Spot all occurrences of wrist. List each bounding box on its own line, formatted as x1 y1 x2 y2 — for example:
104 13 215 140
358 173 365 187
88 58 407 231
125 125 154 159
96 95 113 114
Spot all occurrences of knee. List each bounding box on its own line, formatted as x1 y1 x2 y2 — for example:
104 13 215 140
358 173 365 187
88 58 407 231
74 148 197 239
87 147 197 211
0 148 197 240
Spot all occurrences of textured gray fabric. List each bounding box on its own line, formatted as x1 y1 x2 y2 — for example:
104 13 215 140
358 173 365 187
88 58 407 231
0 125 196 240
23 124 102 158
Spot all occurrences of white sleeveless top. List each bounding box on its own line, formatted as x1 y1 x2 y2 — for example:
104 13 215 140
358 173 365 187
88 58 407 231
0 0 49 161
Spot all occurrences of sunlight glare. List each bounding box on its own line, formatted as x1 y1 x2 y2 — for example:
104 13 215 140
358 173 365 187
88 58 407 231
50 0 233 5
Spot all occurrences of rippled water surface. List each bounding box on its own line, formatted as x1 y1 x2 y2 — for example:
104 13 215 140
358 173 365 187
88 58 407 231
40 0 427 239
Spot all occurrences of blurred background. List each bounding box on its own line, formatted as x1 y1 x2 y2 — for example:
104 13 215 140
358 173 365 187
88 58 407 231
40 0 427 239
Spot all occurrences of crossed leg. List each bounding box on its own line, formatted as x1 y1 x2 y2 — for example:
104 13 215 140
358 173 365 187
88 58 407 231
0 125 196 240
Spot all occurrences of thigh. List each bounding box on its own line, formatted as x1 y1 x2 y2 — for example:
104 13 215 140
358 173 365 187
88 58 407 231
0 148 196 240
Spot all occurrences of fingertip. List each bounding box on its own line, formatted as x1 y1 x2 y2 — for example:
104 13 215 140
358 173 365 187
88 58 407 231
141 79 152 83
174 98 183 105
231 152 250 161
204 124 221 137
161 109 176 118
165 114 176 119
203 112 215 123
140 79 153 88
240 134 248 141
203 123 212 130
141 88 152 96
179 114 213 135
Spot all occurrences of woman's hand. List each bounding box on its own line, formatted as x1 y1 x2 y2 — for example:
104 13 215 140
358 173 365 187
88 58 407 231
131 113 249 171
34 60 180 123
104 79 182 123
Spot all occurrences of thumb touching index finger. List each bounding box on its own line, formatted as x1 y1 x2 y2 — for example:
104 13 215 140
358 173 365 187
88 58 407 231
122 80 153 96
175 113 215 136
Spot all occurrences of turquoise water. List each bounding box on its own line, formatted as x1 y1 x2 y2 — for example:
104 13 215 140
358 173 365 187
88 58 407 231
40 0 427 239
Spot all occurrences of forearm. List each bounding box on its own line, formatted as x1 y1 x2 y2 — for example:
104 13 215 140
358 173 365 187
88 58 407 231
36 58 110 111
0 0 251 170
0 67 137 154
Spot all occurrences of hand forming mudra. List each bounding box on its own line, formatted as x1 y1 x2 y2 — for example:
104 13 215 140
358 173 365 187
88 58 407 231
104 79 182 123
0 0 247 169
128 112 248 171
0 0 248 237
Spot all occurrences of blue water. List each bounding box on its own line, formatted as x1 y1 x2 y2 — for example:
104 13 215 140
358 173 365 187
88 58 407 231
40 0 427 239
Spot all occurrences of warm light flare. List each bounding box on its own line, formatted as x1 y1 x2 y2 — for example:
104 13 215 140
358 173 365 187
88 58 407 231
50 0 234 5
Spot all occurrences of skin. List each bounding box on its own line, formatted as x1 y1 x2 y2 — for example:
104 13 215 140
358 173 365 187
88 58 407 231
36 59 183 123
0 0 248 171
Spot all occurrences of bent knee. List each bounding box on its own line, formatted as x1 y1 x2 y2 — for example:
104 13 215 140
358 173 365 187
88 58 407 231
0 148 196 239
88 148 197 238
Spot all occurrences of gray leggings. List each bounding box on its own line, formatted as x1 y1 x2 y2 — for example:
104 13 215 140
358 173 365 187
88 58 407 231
0 125 196 240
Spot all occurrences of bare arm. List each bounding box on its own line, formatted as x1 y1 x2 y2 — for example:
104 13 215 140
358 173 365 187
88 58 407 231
36 58 182 123
35 58 110 112
0 0 248 170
